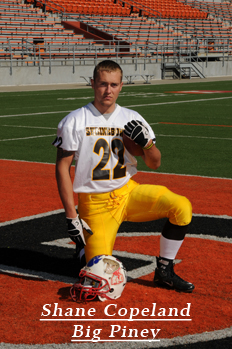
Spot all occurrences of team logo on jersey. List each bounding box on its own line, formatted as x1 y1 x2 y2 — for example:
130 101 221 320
86 127 123 137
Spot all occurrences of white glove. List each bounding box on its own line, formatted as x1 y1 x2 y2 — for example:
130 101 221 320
66 215 93 249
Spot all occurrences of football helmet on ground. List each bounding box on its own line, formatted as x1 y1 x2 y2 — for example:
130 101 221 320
70 255 127 302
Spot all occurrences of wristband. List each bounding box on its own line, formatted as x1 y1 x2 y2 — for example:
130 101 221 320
143 142 154 150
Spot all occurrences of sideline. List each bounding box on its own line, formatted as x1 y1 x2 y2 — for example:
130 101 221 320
0 158 231 180
0 76 232 92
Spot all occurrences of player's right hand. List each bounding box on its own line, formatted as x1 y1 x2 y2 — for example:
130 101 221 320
66 215 93 249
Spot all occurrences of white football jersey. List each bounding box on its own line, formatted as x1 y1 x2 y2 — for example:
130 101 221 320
53 102 156 193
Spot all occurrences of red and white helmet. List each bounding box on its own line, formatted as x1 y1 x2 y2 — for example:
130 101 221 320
70 255 127 302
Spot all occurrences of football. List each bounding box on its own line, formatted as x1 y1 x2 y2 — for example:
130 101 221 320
122 132 144 156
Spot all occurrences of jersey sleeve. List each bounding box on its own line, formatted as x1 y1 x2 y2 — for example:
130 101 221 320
52 113 80 151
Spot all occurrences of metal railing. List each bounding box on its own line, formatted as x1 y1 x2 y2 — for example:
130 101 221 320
0 38 231 75
1 1 232 76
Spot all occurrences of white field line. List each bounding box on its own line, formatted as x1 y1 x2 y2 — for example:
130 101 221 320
1 95 232 118
0 127 230 142
124 95 232 108
1 133 230 142
0 134 56 142
0 206 231 228
0 327 231 348
0 158 231 180
1 125 57 130
0 110 71 118
136 169 232 181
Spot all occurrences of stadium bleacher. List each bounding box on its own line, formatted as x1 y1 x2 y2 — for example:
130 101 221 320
0 0 232 80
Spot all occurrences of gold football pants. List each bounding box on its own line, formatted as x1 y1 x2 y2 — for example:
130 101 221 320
78 179 192 262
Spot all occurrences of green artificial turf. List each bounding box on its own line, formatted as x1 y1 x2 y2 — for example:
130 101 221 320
0 80 231 178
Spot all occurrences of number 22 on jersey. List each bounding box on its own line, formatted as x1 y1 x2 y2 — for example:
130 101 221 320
92 138 126 181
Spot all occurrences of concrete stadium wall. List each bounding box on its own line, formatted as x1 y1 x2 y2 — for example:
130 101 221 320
201 60 232 78
0 62 162 87
0 61 231 86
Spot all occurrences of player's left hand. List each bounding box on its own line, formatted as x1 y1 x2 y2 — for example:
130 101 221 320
124 120 151 148
66 215 93 249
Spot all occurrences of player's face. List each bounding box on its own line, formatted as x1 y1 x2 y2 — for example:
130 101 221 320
91 69 123 114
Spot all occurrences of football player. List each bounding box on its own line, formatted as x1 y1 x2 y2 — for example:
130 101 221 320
53 60 194 293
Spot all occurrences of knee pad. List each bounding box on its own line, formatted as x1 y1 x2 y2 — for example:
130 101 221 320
169 195 192 226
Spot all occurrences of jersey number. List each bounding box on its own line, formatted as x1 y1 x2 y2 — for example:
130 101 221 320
92 138 126 181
